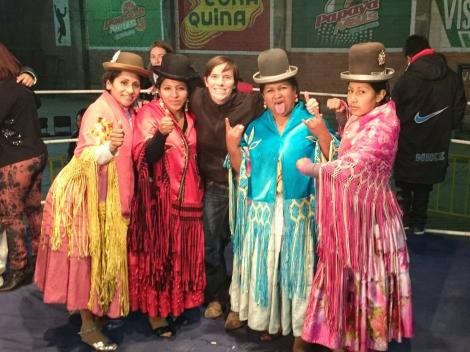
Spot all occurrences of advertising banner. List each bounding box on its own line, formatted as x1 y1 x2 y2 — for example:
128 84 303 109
434 0 470 49
85 0 163 49
177 0 270 51
53 0 71 46
290 0 412 50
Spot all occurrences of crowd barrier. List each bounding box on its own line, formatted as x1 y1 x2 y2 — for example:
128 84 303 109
38 89 470 236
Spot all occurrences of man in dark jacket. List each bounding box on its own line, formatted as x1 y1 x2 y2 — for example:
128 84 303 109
392 35 467 235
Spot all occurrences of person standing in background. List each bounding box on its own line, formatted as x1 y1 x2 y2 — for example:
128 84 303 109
67 107 87 161
140 41 174 101
0 42 47 291
392 35 467 235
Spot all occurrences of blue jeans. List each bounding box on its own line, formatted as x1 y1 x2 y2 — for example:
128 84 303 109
203 182 230 304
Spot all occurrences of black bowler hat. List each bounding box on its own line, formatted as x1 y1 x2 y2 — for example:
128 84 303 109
154 53 197 82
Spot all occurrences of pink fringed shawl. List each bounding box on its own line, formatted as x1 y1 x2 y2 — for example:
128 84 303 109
316 101 406 330
75 91 135 217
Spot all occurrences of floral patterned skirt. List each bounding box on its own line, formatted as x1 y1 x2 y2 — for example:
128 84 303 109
302 248 413 352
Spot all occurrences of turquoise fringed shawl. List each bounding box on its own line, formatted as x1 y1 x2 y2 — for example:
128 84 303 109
227 102 340 307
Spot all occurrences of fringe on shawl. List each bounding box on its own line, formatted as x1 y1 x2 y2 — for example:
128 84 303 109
128 150 205 296
47 148 129 314
128 151 172 291
279 197 315 300
170 202 205 292
225 153 249 291
227 136 340 307
317 159 406 335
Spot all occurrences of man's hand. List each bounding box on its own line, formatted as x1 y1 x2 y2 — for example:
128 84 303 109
225 117 244 153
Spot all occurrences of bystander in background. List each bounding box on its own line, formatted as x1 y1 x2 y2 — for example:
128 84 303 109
392 35 467 235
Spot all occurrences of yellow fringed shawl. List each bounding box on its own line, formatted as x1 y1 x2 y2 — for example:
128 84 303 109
48 148 129 315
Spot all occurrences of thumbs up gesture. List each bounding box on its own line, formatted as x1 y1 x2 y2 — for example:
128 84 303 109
225 117 244 153
304 92 320 117
109 119 125 155
302 92 328 138
159 108 174 135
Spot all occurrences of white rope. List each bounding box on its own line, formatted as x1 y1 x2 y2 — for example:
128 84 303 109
44 138 77 144
425 229 470 237
451 138 470 145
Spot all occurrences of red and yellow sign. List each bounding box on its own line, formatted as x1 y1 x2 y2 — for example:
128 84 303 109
178 0 270 50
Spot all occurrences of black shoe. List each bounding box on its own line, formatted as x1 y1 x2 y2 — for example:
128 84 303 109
413 226 425 235
23 258 36 286
0 269 27 292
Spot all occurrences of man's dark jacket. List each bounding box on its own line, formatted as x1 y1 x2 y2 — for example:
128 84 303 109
392 52 467 184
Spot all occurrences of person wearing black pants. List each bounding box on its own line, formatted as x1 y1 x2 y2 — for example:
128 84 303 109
190 56 263 327
395 181 433 235
392 35 467 235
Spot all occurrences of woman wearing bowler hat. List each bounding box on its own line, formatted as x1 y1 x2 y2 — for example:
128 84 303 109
225 48 339 351
298 42 413 351
35 51 151 351
127 53 205 337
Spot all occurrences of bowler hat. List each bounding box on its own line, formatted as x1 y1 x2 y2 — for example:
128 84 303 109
253 48 298 84
154 54 196 82
340 42 394 82
103 50 151 78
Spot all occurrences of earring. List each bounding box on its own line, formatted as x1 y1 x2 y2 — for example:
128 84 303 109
295 96 299 103
159 99 164 109
185 99 189 112
263 102 267 109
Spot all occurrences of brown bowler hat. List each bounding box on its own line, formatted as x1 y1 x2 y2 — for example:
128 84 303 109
103 50 151 78
340 42 394 82
253 48 298 84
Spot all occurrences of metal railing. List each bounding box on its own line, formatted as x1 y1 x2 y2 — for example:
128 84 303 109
38 89 470 236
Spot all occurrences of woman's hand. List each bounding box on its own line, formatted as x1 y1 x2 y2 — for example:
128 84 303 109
16 72 35 87
303 116 329 139
304 92 320 117
296 157 320 177
326 98 346 113
109 120 125 155
225 117 244 153
296 158 313 175
159 109 174 135
326 98 347 130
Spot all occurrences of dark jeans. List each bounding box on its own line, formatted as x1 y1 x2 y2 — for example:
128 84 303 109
395 181 433 229
203 182 230 304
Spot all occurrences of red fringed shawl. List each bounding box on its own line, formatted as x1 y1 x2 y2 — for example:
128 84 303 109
128 100 205 317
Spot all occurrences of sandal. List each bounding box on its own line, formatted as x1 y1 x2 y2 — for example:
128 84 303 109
78 325 118 351
153 324 175 337
148 317 175 338
260 331 282 342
